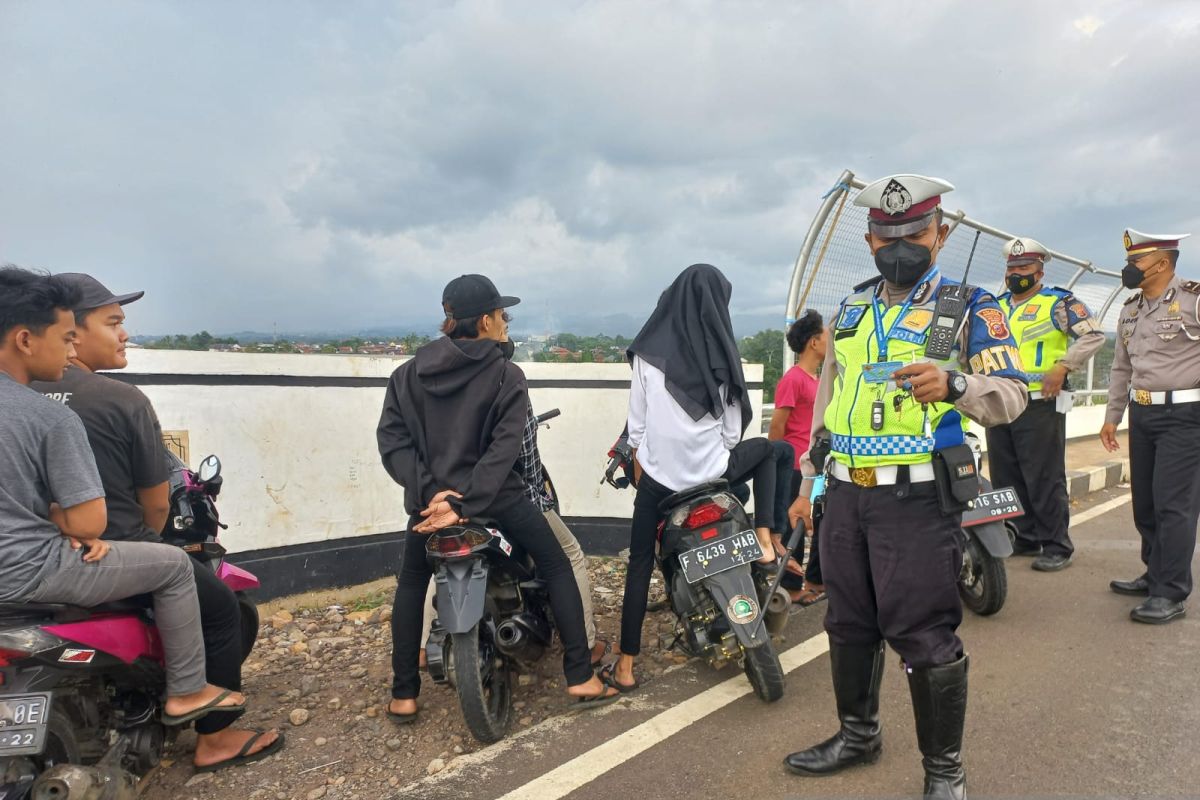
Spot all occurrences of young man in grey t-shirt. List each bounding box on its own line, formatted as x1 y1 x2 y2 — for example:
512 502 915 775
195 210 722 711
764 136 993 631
0 266 245 727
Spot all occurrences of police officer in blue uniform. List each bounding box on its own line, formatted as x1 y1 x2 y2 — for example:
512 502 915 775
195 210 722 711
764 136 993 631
784 175 1028 800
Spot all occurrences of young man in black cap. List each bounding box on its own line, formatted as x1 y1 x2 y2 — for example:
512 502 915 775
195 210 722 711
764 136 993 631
31 273 282 771
378 274 618 722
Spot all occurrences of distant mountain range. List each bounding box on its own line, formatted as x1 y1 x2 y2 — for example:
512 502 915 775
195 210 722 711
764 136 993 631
129 311 786 343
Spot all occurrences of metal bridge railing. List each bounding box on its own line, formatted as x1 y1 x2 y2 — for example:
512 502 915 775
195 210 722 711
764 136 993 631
783 169 1130 403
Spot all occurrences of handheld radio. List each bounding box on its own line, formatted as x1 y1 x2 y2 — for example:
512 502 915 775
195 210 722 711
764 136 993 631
924 230 981 361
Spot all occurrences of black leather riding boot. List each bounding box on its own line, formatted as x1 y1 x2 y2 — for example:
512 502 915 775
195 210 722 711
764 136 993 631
907 654 969 800
784 642 884 775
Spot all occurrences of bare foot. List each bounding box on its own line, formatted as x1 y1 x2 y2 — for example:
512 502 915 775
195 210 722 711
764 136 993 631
566 675 618 700
610 654 638 689
388 698 418 716
755 527 776 564
164 684 245 719
193 727 280 768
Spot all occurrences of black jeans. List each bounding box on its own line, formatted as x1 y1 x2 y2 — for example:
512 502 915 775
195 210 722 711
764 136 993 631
192 561 245 735
390 492 593 699
620 473 675 655
782 471 822 589
986 398 1072 557
767 440 797 536
724 438 785 531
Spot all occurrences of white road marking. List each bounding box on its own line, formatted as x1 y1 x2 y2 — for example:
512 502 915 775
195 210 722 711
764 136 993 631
494 632 830 800
1070 493 1132 527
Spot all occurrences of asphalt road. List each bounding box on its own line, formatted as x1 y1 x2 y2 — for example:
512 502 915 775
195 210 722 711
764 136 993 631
397 487 1200 799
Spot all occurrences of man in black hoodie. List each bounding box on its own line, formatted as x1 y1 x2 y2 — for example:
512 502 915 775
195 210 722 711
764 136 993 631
377 275 617 721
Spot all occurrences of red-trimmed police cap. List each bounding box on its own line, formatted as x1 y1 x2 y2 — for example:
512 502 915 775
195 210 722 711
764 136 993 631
1004 237 1051 267
1124 228 1191 257
854 174 955 237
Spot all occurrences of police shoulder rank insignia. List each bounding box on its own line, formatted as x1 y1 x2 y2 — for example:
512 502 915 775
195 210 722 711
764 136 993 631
975 307 1011 340
1181 280 1200 295
837 305 867 329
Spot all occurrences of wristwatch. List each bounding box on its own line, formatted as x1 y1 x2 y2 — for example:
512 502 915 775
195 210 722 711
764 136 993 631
945 370 968 403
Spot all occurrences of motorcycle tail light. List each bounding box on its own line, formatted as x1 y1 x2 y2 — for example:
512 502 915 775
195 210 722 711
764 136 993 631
0 628 60 666
425 528 490 559
683 502 727 530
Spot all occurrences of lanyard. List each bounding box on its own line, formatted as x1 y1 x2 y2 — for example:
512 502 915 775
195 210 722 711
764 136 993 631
870 267 939 361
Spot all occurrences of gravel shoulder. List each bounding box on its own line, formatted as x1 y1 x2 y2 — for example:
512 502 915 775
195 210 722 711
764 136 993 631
140 557 680 800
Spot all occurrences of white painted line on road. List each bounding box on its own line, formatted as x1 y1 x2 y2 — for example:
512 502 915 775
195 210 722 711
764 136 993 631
1070 493 1132 527
495 632 830 800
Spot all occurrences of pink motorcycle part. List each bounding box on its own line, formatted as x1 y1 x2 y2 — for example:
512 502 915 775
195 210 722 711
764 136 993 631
217 561 260 592
43 615 163 665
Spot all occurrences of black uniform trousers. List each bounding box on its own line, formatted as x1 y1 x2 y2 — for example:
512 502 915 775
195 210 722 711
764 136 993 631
820 477 963 669
985 398 1073 558
390 491 593 699
1129 402 1200 602
192 561 245 735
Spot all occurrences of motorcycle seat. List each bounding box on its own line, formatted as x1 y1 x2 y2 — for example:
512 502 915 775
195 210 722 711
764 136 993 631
0 598 151 623
658 480 731 514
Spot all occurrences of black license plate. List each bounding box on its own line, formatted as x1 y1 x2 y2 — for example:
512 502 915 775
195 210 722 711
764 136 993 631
678 530 763 584
0 693 51 756
961 488 1024 527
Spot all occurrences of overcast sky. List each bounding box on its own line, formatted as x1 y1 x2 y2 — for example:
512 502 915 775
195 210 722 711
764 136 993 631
2 1 1198 337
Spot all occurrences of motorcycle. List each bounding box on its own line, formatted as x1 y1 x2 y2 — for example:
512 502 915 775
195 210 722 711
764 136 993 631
603 433 790 703
424 409 571 744
956 433 1023 616
0 453 260 800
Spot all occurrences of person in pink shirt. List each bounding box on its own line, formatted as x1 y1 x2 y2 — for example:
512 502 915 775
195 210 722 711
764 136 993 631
770 310 826 604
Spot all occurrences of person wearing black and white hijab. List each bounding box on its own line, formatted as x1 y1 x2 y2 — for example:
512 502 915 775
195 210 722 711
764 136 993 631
605 263 789 692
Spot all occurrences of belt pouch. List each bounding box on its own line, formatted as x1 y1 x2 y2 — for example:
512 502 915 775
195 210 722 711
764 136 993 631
931 444 978 515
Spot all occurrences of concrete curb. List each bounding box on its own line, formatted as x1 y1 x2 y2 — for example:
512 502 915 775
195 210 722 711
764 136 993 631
1066 459 1129 498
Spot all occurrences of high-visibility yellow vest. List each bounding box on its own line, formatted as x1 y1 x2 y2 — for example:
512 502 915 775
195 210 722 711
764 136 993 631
825 277 967 468
998 288 1070 393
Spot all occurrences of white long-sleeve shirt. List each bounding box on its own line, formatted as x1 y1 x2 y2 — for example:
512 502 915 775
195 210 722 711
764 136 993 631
626 355 741 492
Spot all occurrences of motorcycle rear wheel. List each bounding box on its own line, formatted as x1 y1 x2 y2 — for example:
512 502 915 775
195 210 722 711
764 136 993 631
743 640 785 703
959 534 1007 616
451 622 513 744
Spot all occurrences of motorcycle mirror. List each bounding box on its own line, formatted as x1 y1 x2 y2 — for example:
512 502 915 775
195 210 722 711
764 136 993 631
198 454 222 482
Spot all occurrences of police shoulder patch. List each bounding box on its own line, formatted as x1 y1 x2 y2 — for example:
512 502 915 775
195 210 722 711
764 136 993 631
1180 280 1200 295
836 305 867 329
975 307 1011 340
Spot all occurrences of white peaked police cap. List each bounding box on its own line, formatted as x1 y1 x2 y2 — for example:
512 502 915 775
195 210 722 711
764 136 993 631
854 174 955 237
1004 237 1051 267
1124 228 1191 256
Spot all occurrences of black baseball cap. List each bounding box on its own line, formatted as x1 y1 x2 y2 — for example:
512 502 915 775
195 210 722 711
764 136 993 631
55 273 144 313
442 274 520 320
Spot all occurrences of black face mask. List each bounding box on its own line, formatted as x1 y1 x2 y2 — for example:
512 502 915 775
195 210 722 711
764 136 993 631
499 339 515 360
874 239 934 288
1006 273 1039 294
1122 262 1147 289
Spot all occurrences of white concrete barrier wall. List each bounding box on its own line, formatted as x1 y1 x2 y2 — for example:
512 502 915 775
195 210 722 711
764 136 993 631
124 350 1122 556
124 350 763 555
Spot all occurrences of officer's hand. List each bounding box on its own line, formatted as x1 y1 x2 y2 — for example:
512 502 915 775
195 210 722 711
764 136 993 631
788 496 812 533
1100 423 1121 453
894 362 949 403
1042 364 1068 398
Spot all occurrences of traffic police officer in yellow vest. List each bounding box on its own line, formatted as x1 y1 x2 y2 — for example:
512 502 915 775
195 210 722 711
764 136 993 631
784 175 1027 800
1102 228 1199 625
987 238 1105 571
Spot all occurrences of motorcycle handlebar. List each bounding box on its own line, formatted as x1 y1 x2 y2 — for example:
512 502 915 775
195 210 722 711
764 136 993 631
174 494 195 530
535 408 561 424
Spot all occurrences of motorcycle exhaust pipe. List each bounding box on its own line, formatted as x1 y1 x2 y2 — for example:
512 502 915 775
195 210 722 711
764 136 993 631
32 764 139 800
495 613 551 663
764 586 791 636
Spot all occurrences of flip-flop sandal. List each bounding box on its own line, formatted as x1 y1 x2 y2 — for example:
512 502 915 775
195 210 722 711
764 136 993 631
386 701 419 724
798 589 827 607
193 730 285 774
589 638 612 667
568 685 622 711
598 663 641 694
162 690 247 727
